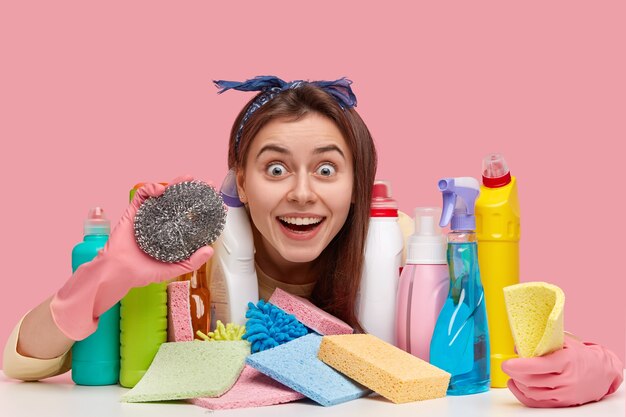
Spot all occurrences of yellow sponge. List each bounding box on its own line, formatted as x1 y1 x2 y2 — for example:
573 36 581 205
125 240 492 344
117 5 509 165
503 282 565 358
318 334 450 403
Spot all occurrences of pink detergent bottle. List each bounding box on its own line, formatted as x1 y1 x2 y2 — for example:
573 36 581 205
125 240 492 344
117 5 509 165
396 207 449 362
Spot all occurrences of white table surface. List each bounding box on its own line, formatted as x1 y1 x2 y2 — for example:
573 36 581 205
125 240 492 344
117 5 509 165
1 370 624 417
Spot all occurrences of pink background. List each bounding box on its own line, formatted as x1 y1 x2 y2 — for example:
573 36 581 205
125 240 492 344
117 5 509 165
1 1 624 368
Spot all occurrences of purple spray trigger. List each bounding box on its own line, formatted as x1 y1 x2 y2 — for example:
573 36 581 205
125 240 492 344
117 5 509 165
438 177 480 231
220 169 245 208
439 179 457 228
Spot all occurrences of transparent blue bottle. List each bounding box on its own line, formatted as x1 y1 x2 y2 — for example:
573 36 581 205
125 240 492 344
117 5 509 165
430 178 490 395
71 207 120 385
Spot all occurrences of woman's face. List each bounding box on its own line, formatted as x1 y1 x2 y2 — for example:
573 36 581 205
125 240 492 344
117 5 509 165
237 112 354 265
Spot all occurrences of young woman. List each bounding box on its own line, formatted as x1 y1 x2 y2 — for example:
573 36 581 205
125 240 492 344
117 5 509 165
224 78 376 325
3 76 622 409
2 76 376 380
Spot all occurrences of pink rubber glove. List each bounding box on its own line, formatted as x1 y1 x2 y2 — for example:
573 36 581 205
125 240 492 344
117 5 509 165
502 335 624 408
50 177 214 341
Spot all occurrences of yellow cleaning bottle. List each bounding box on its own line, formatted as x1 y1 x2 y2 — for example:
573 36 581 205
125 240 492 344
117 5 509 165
475 153 520 388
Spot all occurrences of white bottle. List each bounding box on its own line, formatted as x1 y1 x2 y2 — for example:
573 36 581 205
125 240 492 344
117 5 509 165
357 180 404 345
209 170 259 327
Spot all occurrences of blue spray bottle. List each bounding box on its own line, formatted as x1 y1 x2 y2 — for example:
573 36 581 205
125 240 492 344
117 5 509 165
430 177 490 395
71 207 120 385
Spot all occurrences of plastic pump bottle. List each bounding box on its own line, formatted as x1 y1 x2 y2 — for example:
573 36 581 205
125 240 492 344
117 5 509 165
209 169 259 327
119 184 168 388
396 207 449 362
71 208 119 385
357 180 404 345
475 153 520 388
430 177 491 395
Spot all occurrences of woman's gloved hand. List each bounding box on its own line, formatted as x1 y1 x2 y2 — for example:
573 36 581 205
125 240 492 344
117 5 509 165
502 334 624 408
50 177 214 341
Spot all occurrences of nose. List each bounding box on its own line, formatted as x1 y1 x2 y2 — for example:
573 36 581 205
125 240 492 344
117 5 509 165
286 172 317 206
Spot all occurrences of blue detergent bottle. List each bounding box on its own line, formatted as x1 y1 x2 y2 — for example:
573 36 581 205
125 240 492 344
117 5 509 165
430 177 490 395
71 207 120 385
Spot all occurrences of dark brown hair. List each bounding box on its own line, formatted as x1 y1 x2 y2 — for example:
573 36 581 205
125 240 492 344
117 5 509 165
227 84 377 331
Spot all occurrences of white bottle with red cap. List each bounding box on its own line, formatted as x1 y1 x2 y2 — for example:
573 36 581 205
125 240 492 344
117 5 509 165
357 180 404 345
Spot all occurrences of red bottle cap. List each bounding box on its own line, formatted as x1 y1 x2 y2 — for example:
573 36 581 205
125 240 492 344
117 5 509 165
370 180 398 217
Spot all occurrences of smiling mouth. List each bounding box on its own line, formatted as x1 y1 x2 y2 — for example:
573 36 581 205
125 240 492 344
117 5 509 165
277 216 326 233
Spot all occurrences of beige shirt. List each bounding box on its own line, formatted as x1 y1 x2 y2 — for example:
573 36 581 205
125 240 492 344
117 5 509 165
256 263 316 301
2 314 72 381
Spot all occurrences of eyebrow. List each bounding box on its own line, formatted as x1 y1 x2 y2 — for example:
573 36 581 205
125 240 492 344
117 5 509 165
256 144 290 160
313 145 345 159
256 144 346 160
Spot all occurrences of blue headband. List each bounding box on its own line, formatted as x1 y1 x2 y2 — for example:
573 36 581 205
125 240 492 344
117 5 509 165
213 76 357 154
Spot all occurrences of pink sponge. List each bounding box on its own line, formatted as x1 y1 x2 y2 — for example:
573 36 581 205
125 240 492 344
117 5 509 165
191 365 305 410
268 288 353 335
167 281 194 342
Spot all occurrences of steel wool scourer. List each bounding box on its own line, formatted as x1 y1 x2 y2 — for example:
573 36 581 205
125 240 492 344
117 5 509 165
134 181 227 263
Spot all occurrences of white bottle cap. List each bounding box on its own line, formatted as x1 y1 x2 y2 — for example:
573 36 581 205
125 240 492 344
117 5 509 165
406 207 447 264
84 207 111 236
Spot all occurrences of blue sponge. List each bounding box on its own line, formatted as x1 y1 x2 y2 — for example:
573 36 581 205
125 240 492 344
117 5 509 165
246 333 369 406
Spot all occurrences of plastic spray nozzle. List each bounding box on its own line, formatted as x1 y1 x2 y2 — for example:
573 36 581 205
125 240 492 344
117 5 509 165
84 207 111 236
415 207 443 236
220 169 244 208
482 153 511 188
438 177 480 231
407 207 446 264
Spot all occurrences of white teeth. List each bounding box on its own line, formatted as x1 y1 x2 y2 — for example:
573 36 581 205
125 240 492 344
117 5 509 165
279 216 323 226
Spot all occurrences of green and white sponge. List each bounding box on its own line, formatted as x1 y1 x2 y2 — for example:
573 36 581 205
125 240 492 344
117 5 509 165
121 341 250 403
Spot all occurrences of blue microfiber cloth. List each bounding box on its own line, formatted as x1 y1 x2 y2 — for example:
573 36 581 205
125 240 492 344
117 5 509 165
243 300 309 353
246 333 369 406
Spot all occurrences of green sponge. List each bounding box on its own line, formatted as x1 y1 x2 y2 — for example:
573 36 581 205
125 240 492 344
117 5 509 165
122 341 250 403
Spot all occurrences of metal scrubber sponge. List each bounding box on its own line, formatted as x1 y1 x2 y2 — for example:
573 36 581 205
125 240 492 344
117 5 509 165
134 181 227 263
